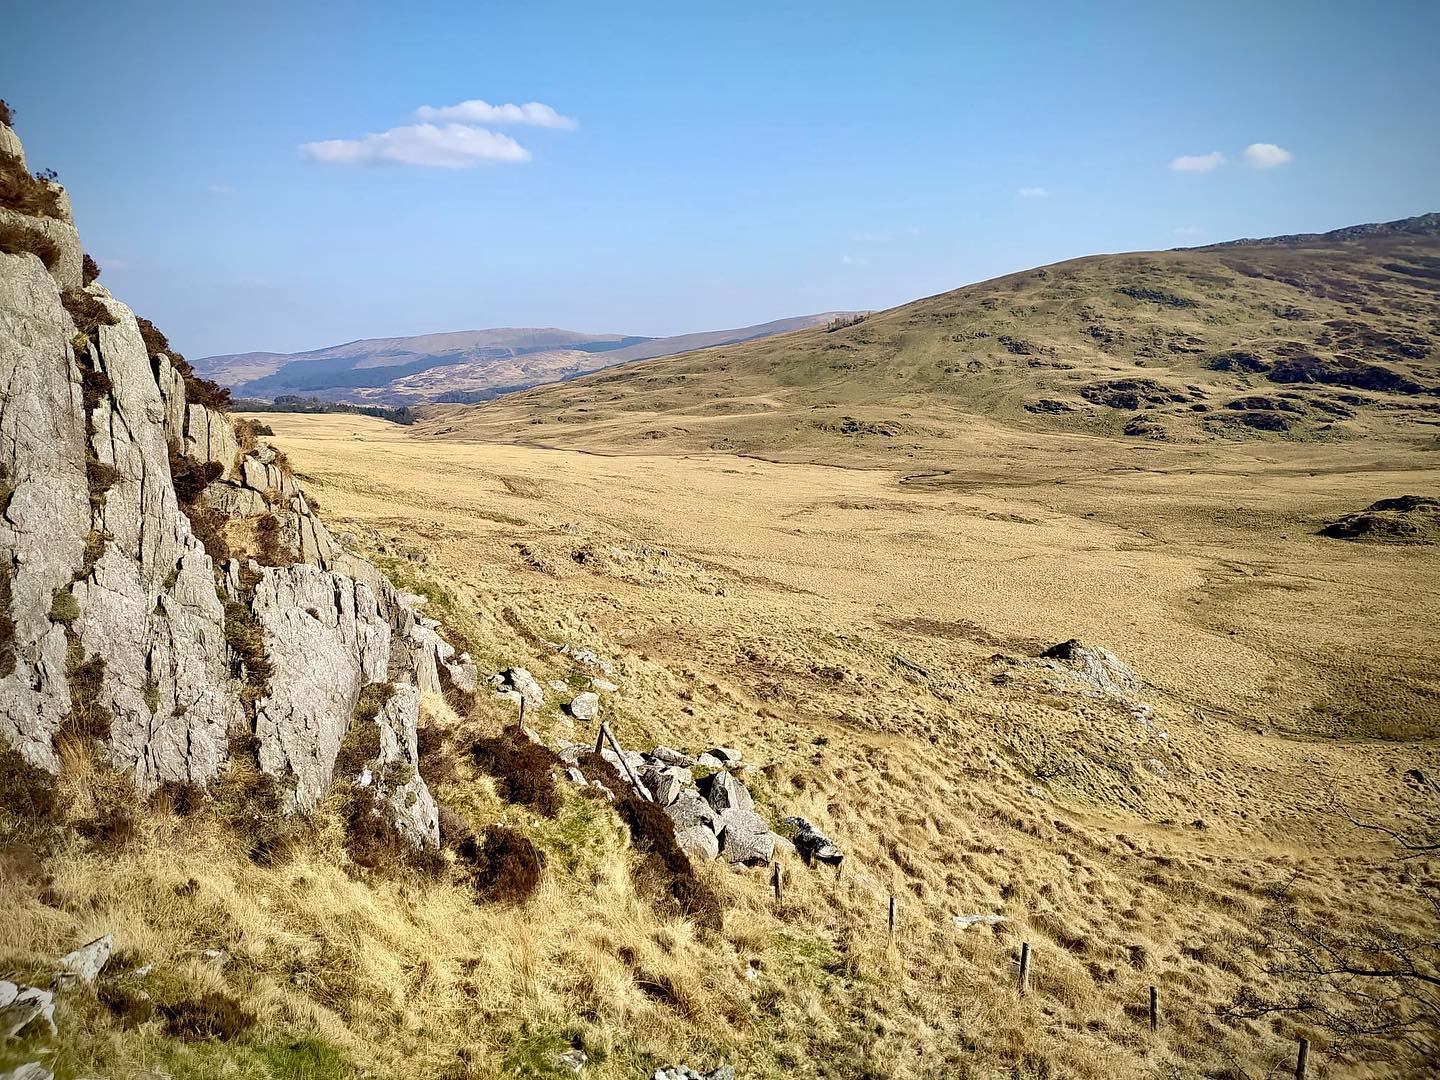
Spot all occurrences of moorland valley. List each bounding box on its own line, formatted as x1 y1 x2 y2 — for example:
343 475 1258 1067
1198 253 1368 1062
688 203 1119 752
1 98 1438 1080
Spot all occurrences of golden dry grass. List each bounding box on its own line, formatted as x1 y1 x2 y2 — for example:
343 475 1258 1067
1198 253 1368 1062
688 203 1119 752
4 408 1437 1078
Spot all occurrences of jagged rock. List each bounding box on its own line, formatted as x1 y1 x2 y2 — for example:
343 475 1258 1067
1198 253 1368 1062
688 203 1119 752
79 308 245 791
0 983 55 1039
53 934 113 988
665 791 717 831
183 404 239 480
782 816 844 866
696 752 725 769
643 765 691 807
674 824 720 862
153 353 187 441
716 808 774 865
703 771 754 814
1039 639 1140 696
565 766 587 785
650 746 695 768
0 250 92 770
1 1063 55 1080
492 667 545 708
568 691 600 721
0 121 26 166
0 120 439 846
200 480 267 517
590 676 619 693
249 564 392 810
0 193 81 292
707 747 743 767
367 683 439 846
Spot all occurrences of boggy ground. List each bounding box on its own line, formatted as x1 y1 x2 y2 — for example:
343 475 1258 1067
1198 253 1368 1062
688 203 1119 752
6 412 1436 1079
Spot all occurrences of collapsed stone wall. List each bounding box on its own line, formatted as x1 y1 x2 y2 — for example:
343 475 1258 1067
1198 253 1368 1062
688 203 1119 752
0 118 469 846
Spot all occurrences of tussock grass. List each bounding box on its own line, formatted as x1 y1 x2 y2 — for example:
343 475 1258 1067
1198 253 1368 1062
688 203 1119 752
0 151 63 218
0 218 59 267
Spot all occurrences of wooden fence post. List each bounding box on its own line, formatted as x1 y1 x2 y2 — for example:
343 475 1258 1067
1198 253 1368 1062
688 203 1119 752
1018 942 1031 995
771 863 782 905
594 722 605 754
598 723 654 802
1295 1038 1309 1079
518 695 526 726
888 895 896 937
1148 985 1158 1034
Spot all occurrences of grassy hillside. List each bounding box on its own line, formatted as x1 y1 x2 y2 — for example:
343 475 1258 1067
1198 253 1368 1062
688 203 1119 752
421 215 1440 457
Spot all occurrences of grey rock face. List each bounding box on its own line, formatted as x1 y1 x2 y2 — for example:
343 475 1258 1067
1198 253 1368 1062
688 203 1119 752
0 122 447 844
674 823 720 862
0 252 90 770
707 746 743 767
250 564 391 810
492 667 545 708
367 683 439 846
650 745 695 768
703 770 754 814
53 934 113 989
716 808 774 866
0 1062 55 1080
665 791 718 832
644 765 691 807
80 308 241 791
1039 639 1140 696
0 983 55 1039
184 404 239 480
568 690 600 721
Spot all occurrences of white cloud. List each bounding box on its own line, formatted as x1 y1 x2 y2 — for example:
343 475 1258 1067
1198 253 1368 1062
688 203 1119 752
206 184 235 195
1243 142 1293 168
1172 225 1203 237
300 123 532 168
1169 151 1225 172
415 98 577 130
841 254 869 266
1018 186 1048 198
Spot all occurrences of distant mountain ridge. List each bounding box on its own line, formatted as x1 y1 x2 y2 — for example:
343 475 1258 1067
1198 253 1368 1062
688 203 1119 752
1195 211 1440 249
196 313 861 405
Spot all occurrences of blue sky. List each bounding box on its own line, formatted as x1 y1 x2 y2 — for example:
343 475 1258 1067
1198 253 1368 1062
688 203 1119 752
7 1 1439 358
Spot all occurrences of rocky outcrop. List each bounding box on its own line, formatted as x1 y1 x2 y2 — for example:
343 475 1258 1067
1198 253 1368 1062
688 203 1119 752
0 120 455 846
1320 495 1440 544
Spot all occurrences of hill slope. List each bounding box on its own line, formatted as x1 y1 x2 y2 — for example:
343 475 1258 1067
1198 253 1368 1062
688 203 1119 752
420 215 1440 457
197 313 859 406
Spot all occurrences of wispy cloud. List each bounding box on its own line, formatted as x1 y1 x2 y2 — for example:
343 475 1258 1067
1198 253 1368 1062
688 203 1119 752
1242 142 1293 168
206 184 236 196
1169 151 1225 172
1172 225 1203 237
841 254 869 266
301 122 532 168
301 98 575 169
415 99 577 130
1018 186 1048 198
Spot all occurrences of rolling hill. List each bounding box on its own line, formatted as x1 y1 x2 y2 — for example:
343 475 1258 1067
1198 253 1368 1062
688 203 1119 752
418 214 1440 458
195 313 860 405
